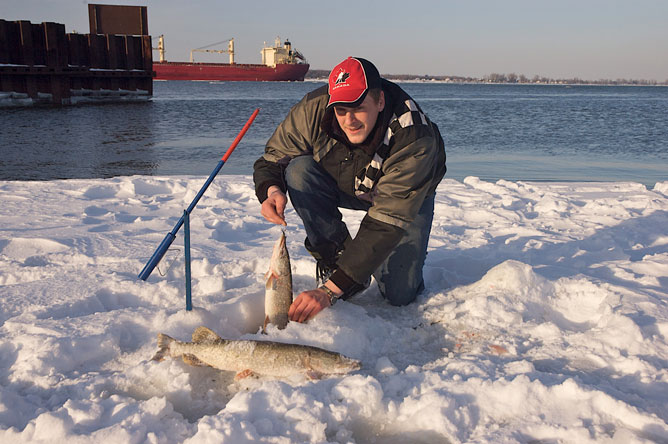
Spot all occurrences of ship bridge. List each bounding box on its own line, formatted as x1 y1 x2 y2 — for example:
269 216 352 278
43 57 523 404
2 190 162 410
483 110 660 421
261 37 306 67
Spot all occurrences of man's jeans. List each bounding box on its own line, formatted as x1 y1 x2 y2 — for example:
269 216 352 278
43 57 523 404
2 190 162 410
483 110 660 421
284 156 434 306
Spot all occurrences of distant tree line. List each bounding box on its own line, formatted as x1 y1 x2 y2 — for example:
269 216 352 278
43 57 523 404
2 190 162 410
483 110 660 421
305 69 667 86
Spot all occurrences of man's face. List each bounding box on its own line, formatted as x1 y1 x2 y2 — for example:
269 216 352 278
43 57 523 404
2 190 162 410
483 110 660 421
333 91 385 144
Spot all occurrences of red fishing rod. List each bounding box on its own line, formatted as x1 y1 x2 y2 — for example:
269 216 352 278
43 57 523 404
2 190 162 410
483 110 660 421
138 108 260 281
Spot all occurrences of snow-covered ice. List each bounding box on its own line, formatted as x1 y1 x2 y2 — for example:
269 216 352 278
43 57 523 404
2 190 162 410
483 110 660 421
0 175 667 443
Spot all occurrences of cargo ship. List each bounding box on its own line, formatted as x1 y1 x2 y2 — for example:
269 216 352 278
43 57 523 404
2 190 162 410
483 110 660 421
152 36 309 81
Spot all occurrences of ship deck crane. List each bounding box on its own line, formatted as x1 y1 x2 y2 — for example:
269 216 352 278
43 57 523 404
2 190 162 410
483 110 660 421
190 39 235 64
153 35 166 62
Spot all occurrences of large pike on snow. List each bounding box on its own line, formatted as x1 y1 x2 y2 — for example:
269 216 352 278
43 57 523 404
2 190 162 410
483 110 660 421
263 230 292 331
152 326 360 379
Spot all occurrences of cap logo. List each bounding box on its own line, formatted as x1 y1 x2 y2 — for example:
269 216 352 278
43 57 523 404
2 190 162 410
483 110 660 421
334 69 350 85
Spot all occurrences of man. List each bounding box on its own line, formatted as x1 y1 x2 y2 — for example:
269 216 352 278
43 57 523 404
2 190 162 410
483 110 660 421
253 56 446 323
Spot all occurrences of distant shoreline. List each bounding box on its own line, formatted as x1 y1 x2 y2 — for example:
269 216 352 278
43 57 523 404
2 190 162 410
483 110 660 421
305 69 668 86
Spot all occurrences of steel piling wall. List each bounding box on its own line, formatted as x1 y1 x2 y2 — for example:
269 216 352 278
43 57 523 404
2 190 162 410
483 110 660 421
0 19 153 105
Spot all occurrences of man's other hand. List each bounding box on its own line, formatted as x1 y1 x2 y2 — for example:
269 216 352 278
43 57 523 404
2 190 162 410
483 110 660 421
288 288 331 323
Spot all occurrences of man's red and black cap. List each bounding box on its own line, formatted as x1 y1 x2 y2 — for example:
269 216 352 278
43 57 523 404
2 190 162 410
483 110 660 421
327 57 382 109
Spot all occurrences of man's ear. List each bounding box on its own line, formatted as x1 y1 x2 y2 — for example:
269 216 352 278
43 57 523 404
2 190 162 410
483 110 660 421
378 91 385 112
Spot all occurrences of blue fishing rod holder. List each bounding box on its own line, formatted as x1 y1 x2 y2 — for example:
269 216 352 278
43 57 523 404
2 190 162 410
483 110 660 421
184 210 192 311
137 108 260 311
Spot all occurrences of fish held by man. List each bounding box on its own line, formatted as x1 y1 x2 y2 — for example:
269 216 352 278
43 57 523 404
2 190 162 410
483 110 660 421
263 230 293 332
152 326 361 379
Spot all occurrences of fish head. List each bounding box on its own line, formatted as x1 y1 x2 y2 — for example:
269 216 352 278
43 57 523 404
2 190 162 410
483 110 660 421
310 353 361 375
274 230 286 251
270 231 291 274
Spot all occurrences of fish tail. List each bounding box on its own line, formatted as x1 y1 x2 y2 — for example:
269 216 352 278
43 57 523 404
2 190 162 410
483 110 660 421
151 332 174 361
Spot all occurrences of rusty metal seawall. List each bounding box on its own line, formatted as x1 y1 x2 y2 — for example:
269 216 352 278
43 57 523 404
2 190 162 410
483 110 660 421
0 18 153 105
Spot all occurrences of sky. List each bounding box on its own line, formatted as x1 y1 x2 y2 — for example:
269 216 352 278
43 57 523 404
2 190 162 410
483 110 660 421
2 0 667 80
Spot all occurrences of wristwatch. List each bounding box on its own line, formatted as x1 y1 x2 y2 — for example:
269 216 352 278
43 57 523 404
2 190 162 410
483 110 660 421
319 285 340 306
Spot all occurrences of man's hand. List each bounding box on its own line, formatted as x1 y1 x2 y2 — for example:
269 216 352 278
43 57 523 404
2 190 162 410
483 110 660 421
261 186 287 226
288 288 331 323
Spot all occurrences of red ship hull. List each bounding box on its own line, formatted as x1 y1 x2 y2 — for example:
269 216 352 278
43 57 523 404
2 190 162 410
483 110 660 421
153 61 309 81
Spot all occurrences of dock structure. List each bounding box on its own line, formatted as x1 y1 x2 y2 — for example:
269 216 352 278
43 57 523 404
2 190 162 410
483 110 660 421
0 5 153 106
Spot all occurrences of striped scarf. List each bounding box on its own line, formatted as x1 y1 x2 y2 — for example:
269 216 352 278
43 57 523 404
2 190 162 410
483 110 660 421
354 99 428 200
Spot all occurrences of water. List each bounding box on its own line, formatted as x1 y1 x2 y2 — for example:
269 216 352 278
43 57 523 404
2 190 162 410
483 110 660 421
1 81 667 186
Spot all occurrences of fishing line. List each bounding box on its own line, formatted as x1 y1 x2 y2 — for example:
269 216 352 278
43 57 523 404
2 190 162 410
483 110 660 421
156 247 181 277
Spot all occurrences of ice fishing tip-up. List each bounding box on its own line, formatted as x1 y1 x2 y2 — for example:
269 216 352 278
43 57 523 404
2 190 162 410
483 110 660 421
138 108 260 282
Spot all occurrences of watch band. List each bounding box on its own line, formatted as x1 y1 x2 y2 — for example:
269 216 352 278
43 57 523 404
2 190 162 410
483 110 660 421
319 285 339 306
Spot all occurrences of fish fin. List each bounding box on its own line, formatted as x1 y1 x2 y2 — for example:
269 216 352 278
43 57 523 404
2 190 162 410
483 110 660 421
234 369 256 380
151 333 174 362
262 315 269 335
302 356 321 380
306 370 324 380
182 354 209 367
265 271 277 290
192 326 223 344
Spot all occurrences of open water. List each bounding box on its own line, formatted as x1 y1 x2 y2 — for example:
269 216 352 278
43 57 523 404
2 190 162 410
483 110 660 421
1 80 667 186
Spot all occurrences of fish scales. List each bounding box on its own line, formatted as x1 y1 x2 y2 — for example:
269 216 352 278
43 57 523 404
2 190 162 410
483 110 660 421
264 230 293 331
152 326 360 379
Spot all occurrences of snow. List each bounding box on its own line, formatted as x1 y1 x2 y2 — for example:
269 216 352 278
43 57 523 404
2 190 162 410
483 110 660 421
0 175 667 443
0 89 150 107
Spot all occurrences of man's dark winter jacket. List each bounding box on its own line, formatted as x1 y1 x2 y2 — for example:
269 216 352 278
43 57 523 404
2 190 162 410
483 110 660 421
254 79 446 294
